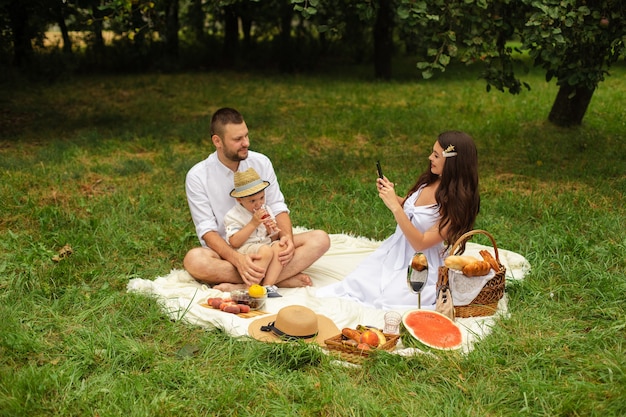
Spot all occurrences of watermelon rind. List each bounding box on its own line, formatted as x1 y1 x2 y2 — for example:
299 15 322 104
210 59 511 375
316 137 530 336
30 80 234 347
401 309 463 351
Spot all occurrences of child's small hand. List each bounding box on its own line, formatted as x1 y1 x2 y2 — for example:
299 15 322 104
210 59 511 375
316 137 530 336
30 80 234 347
252 209 267 226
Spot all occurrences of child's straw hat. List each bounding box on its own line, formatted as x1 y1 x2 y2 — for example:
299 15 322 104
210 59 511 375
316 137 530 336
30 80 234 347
230 168 270 198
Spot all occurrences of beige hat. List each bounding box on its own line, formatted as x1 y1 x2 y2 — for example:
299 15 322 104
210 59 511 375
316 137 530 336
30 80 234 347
230 168 270 198
248 305 339 346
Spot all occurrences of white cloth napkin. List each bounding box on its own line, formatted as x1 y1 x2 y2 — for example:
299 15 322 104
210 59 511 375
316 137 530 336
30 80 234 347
448 269 497 306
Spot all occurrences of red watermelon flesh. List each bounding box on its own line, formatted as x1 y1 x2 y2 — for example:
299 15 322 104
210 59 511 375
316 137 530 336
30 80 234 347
402 310 463 350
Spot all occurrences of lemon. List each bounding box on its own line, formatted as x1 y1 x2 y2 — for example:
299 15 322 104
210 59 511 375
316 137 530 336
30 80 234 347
248 284 267 298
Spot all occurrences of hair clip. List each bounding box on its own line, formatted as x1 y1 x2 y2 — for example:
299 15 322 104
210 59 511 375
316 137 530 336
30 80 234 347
442 145 457 157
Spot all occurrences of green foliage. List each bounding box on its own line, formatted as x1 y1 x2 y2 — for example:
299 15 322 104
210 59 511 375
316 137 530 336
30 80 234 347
397 0 625 96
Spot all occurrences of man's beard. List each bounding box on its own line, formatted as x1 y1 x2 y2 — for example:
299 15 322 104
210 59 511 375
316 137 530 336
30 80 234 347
224 147 248 162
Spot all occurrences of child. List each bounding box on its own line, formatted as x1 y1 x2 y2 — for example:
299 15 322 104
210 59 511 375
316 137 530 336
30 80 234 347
224 168 283 287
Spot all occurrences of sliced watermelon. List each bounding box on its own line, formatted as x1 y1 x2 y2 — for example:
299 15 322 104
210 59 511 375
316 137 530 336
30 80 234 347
401 310 463 350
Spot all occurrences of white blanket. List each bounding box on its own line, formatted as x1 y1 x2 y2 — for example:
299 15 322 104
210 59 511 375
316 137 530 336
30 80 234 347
127 230 530 354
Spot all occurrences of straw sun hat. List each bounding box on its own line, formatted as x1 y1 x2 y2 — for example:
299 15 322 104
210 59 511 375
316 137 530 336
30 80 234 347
230 168 270 198
248 305 340 346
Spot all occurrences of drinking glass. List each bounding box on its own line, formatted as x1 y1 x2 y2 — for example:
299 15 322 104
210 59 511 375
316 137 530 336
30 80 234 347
383 311 402 334
256 204 279 237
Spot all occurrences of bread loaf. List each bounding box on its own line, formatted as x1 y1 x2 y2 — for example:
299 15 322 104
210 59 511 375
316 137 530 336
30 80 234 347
411 253 428 271
479 250 500 272
462 261 491 277
444 255 480 271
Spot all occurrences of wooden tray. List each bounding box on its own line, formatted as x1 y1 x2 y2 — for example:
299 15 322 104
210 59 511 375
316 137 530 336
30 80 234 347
324 333 400 364
199 302 269 319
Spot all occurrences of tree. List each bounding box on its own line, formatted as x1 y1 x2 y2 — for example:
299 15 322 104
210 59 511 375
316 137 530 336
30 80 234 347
373 0 395 80
526 1 625 126
1 0 43 67
397 0 626 126
50 0 73 54
292 0 399 79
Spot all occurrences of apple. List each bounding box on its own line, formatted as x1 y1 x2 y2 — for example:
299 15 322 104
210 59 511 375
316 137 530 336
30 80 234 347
600 17 609 28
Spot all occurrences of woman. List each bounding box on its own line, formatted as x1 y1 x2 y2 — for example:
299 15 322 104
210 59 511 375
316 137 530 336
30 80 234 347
316 131 480 310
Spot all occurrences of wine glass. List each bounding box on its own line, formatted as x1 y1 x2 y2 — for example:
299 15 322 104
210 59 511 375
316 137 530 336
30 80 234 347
256 204 279 237
406 253 428 309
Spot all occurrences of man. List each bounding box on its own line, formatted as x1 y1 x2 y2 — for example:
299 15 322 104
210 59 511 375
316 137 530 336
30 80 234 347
183 107 330 291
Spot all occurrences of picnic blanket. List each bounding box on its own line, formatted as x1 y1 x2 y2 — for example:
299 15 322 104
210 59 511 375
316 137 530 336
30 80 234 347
127 229 531 355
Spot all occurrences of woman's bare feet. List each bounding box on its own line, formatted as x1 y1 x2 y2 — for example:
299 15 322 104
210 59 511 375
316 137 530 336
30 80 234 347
277 273 312 288
213 282 247 293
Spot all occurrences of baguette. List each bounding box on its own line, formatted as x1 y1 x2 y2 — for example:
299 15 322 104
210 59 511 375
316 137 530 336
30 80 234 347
462 261 491 277
341 328 362 343
411 253 428 271
444 255 480 271
479 250 500 272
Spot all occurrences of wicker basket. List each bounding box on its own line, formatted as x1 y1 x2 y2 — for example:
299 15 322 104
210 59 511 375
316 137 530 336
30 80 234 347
324 333 400 364
442 229 506 318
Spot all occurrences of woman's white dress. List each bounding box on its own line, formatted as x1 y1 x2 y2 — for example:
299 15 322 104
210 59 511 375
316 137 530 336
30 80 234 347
316 189 445 310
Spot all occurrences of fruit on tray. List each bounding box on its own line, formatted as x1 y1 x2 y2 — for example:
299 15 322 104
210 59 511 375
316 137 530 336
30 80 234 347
340 326 387 348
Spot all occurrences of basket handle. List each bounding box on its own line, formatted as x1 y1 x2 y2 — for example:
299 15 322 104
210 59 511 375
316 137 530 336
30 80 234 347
449 229 500 262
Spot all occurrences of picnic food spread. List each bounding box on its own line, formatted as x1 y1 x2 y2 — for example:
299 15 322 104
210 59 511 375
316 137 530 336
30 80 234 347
401 310 463 350
206 285 269 315
207 297 251 314
462 261 491 277
339 325 389 350
231 286 267 310
444 249 500 277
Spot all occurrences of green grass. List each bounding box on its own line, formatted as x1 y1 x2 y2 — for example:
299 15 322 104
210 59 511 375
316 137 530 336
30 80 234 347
1 61 625 416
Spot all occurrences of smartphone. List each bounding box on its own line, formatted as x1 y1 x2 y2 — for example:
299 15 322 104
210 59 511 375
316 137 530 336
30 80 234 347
376 160 384 179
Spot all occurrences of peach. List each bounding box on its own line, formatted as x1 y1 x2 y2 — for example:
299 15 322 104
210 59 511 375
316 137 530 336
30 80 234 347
210 298 224 309
223 304 241 314
360 330 380 347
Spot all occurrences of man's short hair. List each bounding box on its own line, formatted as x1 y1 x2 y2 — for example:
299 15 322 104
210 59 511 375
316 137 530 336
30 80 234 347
211 108 244 137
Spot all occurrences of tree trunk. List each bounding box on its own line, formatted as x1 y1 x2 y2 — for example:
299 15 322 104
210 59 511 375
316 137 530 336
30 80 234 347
131 3 145 47
91 5 105 57
164 0 180 61
222 5 239 67
54 0 72 54
240 7 252 52
374 0 394 80
277 2 294 72
86 2 106 67
188 0 205 44
548 84 595 127
7 0 33 67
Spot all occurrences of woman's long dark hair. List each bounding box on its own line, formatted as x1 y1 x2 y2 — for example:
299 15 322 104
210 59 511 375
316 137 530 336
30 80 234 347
404 131 480 252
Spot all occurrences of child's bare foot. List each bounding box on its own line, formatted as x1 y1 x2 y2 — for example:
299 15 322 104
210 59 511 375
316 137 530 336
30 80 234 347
277 273 312 288
213 282 247 293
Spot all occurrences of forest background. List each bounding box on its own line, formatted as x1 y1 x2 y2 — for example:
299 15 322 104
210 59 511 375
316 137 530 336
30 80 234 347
1 0 625 125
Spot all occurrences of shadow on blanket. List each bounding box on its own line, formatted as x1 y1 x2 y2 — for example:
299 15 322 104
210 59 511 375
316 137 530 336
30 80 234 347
127 231 530 355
